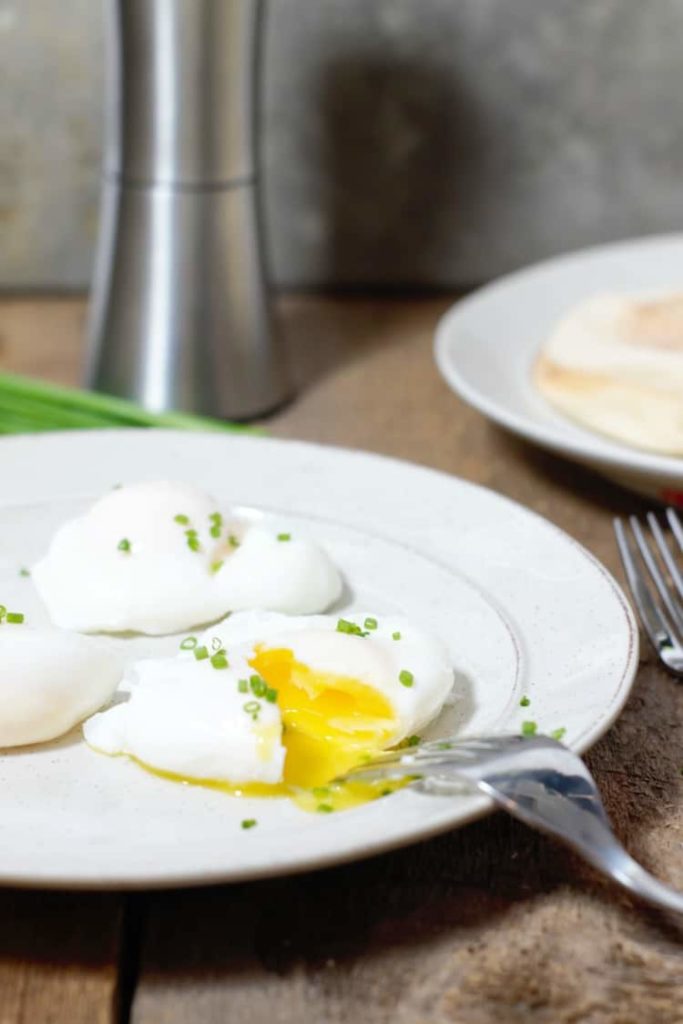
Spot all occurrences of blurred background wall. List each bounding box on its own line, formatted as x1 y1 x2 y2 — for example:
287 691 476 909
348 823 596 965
2 0 683 292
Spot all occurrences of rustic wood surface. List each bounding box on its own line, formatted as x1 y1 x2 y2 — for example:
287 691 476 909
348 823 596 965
0 296 681 1024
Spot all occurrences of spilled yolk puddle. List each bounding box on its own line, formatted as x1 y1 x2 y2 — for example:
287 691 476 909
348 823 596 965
135 646 412 812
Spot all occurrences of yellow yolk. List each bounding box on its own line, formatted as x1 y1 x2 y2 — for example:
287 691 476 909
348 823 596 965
123 645 410 813
249 646 396 789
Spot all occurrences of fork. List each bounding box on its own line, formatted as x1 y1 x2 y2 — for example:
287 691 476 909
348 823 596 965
614 508 683 676
340 734 683 915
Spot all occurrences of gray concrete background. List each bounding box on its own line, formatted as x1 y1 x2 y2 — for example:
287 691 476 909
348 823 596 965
3 0 683 290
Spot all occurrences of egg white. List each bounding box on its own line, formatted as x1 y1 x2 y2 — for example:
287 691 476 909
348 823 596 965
32 481 342 635
0 628 124 747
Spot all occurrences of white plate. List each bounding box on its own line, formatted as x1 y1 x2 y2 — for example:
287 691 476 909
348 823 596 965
0 431 637 889
435 233 683 503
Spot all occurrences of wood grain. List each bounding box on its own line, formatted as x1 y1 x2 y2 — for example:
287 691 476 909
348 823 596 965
0 296 681 1024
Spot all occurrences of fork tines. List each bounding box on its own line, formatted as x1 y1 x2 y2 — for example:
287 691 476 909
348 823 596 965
614 508 683 676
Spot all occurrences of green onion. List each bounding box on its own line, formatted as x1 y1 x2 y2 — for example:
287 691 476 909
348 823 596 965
0 606 6 620
237 679 249 694
241 819 257 830
521 720 538 737
317 804 334 814
174 514 189 525
210 637 222 651
392 631 401 640
277 533 291 542
249 675 267 698
211 652 229 670
193 645 209 661
187 536 201 553
117 538 132 553
179 636 198 650
312 787 331 799
243 700 261 720
209 513 223 539
0 371 263 437
519 695 531 707
550 727 566 741
228 535 240 548
336 618 368 637
264 686 278 703
437 741 453 750
399 669 414 688
19 568 30 578
210 560 224 574
364 617 378 630
6 612 24 624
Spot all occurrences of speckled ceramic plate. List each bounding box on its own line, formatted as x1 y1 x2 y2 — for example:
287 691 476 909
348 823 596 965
435 233 683 504
0 431 637 889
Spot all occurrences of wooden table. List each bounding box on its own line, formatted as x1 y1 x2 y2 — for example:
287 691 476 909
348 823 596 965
0 296 681 1024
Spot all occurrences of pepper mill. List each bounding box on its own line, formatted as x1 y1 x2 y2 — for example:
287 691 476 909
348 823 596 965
86 0 290 420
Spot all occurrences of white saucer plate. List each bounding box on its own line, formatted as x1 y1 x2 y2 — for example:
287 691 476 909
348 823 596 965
0 431 637 888
435 233 683 503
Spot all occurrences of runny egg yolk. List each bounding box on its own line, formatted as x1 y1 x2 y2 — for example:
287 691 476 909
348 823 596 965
249 646 396 789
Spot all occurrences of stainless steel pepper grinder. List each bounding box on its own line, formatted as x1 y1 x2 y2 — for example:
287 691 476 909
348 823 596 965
86 0 290 420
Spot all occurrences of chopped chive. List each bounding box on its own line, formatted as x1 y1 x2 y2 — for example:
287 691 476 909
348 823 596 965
406 734 420 747
249 675 267 698
380 788 393 797
211 653 229 670
550 727 566 741
336 618 368 637
174 514 190 525
237 679 249 694
399 669 414 688
211 637 222 651
209 512 223 525
264 686 278 703
241 818 257 830
185 528 198 538
6 612 24 624
210 559 224 574
277 533 291 542
180 636 198 650
312 786 331 798
0 606 6 620
187 536 201 552
117 538 132 553
392 631 401 640
193 645 209 661
364 617 378 630
243 700 261 720
19 568 30 578
317 804 334 814
228 534 240 548
521 720 538 737
210 525 221 539
519 695 531 707
437 741 453 750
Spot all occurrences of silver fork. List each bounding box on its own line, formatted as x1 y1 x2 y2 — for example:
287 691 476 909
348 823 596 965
614 508 683 676
341 734 683 914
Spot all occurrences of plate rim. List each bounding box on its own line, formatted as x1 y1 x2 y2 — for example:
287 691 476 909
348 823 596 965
434 231 683 485
0 430 640 889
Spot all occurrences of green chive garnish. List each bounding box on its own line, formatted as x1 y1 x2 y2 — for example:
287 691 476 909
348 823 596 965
364 617 378 630
117 538 131 553
277 533 291 542
180 636 198 650
237 678 249 694
0 606 6 620
550 727 566 741
211 637 222 651
312 787 331 799
193 645 209 661
228 534 240 548
399 669 414 688
210 560 224 574
19 568 30 578
317 804 334 814
187 536 201 552
336 618 368 637
211 653 229 670
241 819 257 830
174 514 189 525
264 686 278 703
249 675 267 698
519 695 530 707
243 700 261 720
392 631 401 640
6 612 24 624
521 720 538 737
